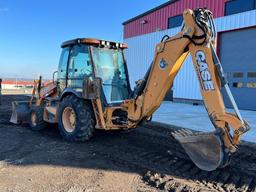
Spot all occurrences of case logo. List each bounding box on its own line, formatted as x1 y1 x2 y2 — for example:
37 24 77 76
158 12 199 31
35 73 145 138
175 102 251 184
195 51 215 91
159 59 168 70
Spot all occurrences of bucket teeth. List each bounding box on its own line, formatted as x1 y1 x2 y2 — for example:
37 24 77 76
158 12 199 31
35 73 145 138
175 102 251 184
171 128 226 171
172 129 194 137
172 129 216 142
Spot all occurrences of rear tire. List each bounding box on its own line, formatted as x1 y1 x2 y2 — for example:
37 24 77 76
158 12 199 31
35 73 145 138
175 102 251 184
29 106 47 131
58 95 95 142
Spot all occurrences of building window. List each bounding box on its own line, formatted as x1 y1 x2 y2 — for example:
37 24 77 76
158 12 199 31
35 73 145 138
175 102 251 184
168 15 183 29
233 72 244 78
233 82 243 88
247 82 256 88
225 0 255 16
248 72 256 78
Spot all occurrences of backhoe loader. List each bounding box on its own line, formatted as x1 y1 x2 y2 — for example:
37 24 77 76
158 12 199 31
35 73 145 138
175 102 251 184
10 8 250 171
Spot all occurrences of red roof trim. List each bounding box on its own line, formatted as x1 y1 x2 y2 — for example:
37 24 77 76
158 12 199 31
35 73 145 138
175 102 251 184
2 80 34 85
123 0 228 39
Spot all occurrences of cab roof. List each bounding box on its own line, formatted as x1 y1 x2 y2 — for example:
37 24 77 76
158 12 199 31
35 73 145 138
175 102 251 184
61 38 128 49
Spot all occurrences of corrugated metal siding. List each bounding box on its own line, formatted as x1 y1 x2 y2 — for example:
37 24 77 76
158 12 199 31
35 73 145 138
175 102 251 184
215 9 256 31
219 28 256 110
124 0 227 39
124 10 256 100
173 55 201 99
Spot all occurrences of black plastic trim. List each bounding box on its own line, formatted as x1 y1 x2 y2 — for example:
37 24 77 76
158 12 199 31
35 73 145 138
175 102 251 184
60 88 83 101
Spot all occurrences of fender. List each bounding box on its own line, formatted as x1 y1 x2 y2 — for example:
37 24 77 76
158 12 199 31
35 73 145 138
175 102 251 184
60 88 83 101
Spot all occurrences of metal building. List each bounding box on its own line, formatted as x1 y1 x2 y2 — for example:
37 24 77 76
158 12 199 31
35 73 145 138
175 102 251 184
123 0 256 110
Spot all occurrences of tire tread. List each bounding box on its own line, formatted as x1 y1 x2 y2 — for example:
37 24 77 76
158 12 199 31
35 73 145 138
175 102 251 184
58 95 95 142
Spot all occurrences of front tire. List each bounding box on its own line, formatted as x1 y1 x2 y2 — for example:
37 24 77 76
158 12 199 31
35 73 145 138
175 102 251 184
29 106 47 131
58 95 95 142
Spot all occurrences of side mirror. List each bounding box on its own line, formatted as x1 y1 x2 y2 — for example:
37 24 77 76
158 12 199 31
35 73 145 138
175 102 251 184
83 77 102 99
52 71 58 85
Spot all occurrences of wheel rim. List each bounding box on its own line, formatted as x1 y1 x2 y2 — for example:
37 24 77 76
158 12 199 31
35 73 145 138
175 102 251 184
31 112 37 127
62 107 76 133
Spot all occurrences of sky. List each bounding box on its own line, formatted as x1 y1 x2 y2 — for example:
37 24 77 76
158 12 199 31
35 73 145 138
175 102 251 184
0 0 167 79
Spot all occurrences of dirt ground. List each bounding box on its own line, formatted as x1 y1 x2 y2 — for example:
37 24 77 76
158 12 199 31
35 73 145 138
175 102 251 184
0 95 256 192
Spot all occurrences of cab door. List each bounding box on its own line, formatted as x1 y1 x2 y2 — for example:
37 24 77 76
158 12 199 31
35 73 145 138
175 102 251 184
67 45 93 89
57 47 70 95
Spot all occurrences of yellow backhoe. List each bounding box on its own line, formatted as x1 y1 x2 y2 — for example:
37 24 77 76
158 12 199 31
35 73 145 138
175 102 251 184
10 8 250 171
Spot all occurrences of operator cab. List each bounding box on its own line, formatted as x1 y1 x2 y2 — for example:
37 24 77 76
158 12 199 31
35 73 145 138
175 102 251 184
58 38 131 105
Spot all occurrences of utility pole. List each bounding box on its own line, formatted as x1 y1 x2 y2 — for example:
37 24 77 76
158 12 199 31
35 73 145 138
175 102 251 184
0 78 2 105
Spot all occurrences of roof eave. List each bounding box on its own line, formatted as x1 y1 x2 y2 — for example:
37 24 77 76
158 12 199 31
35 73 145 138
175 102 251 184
122 0 179 25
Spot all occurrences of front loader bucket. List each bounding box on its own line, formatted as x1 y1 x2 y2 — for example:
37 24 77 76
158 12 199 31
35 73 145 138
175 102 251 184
10 101 31 124
172 129 226 171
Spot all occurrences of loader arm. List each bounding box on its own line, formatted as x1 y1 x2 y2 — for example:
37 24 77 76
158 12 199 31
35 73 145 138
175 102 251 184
125 9 250 171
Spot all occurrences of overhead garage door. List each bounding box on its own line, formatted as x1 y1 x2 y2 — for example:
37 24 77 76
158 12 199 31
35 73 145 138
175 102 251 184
219 28 256 111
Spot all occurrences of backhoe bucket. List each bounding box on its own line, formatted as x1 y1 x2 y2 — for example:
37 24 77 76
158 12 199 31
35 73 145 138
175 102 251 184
172 129 225 171
10 101 31 124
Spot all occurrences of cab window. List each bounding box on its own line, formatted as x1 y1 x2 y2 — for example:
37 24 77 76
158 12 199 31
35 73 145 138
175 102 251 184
58 47 69 79
68 45 93 78
91 46 129 103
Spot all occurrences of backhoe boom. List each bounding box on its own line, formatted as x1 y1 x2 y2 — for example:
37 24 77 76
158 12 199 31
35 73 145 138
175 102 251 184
123 8 250 171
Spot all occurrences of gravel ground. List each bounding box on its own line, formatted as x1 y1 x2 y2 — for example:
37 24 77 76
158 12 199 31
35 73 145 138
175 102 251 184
0 95 256 192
